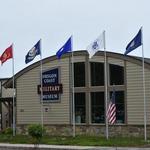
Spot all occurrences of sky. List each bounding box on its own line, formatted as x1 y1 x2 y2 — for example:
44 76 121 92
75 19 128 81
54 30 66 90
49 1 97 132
0 0 150 78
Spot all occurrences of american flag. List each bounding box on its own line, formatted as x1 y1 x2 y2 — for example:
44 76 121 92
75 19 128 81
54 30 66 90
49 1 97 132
107 89 116 124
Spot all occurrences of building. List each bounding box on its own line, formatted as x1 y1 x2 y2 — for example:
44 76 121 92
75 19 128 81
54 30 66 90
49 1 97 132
0 78 14 130
3 50 150 137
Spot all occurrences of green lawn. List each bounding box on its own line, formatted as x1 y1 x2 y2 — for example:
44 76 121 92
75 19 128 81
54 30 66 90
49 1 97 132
0 134 149 147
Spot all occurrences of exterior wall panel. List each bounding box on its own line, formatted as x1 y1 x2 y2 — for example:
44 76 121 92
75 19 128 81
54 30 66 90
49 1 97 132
108 57 124 66
126 62 150 125
16 58 70 124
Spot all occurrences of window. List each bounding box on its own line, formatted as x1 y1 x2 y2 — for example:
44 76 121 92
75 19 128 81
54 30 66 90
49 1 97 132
109 64 124 85
91 92 104 123
75 93 86 123
109 91 125 123
74 62 85 87
91 62 104 86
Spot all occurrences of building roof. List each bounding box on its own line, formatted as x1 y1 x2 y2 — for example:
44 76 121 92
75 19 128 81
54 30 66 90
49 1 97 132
3 50 150 88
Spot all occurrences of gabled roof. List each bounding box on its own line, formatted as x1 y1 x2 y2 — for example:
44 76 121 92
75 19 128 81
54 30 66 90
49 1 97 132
3 50 150 88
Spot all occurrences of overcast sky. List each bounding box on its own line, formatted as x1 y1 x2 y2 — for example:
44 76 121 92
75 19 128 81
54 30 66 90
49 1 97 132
0 0 149 78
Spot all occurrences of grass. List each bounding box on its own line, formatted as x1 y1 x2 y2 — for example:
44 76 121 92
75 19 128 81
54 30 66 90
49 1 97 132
0 134 149 147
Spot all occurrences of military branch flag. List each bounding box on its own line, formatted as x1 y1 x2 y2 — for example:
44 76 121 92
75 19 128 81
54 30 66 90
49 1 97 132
86 32 104 58
56 36 72 59
107 89 116 124
124 29 142 55
25 40 41 64
0 45 13 64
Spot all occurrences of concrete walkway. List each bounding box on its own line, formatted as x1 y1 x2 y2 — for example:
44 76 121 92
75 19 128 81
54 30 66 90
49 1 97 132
0 143 149 150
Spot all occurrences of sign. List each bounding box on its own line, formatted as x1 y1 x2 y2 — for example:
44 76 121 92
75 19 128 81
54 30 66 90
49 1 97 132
37 68 62 101
42 68 58 84
37 84 63 94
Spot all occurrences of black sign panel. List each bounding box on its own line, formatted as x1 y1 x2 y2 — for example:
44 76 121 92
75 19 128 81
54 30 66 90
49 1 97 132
38 68 62 101
37 84 63 94
42 68 58 85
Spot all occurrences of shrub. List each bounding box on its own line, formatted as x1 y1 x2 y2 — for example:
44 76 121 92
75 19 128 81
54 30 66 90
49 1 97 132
3 127 13 135
28 124 45 144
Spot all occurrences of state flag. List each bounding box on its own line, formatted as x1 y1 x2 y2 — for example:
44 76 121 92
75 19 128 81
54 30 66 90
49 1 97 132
124 29 142 55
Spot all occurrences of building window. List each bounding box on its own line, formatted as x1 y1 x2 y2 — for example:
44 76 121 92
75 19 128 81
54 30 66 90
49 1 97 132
75 93 86 123
109 64 124 85
91 92 104 123
91 62 104 86
109 91 125 123
74 62 85 87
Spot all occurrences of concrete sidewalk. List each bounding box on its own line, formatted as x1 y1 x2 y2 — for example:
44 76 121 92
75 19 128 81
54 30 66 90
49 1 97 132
0 143 149 150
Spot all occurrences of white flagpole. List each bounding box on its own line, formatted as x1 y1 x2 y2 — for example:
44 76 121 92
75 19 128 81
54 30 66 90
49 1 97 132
40 39 44 131
71 36 75 137
12 43 16 136
141 27 147 141
103 31 108 139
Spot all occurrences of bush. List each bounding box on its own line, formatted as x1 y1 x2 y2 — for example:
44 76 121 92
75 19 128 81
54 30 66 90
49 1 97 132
3 127 13 135
28 124 45 144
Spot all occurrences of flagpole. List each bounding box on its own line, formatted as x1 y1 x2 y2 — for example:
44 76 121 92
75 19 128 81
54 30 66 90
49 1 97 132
103 31 108 139
141 27 147 141
12 43 15 136
40 39 44 132
71 36 75 137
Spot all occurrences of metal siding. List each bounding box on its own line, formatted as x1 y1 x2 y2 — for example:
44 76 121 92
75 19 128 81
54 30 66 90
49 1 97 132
108 57 124 66
89 55 104 62
16 58 70 124
126 62 150 125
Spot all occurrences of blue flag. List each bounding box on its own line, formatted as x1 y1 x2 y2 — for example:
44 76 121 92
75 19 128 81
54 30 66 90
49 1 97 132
25 40 41 64
124 29 142 55
56 36 72 59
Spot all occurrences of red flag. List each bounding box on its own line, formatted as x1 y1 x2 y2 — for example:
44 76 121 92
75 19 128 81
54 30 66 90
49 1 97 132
0 45 13 64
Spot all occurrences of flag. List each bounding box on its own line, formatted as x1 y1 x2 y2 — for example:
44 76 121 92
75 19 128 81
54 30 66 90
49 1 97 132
56 36 72 59
0 45 13 64
25 40 41 64
124 29 142 55
107 89 116 124
86 32 104 58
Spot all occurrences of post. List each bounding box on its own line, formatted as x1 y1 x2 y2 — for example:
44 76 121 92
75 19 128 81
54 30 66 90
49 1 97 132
40 39 44 131
141 27 147 141
104 31 108 139
71 37 75 137
12 44 15 136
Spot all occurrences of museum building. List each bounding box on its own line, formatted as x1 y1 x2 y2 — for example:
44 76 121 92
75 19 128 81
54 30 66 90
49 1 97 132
3 50 150 137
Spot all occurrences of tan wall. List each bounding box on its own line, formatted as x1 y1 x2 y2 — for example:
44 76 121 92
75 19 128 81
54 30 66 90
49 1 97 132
1 79 14 98
16 53 150 126
126 61 150 125
16 57 70 125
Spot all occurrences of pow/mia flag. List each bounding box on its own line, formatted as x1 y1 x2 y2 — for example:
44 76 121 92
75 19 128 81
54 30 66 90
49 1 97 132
25 40 41 64
86 32 104 58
